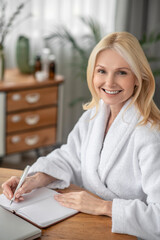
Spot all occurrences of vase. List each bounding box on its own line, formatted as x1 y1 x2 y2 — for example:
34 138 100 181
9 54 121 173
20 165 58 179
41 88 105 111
16 36 33 74
0 45 5 81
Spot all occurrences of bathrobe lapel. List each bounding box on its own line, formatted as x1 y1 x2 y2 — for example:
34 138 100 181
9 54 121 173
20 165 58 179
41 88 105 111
99 101 141 183
82 100 141 200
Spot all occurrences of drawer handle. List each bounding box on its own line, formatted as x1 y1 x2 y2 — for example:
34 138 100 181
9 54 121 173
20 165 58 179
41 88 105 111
11 136 21 143
25 93 40 104
11 115 21 123
12 93 21 101
25 135 39 145
25 115 40 125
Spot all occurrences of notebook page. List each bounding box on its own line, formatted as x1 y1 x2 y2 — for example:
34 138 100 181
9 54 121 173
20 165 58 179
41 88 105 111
0 187 56 212
0 195 13 212
17 195 78 228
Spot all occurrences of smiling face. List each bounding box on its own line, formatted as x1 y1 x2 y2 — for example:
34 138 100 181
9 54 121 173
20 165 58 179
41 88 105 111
93 48 138 114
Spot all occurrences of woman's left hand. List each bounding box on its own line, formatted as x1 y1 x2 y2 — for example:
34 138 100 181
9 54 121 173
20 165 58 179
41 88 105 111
54 191 112 217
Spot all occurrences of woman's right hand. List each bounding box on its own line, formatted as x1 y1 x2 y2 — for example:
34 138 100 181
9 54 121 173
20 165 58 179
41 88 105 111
2 172 56 202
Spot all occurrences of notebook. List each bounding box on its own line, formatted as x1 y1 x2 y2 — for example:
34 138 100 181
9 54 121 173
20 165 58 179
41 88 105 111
0 187 78 228
0 206 41 240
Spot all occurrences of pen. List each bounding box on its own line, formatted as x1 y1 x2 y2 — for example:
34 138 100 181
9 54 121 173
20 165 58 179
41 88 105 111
10 165 30 205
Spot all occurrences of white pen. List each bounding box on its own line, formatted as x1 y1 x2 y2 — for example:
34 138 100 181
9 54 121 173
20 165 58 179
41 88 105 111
10 165 30 205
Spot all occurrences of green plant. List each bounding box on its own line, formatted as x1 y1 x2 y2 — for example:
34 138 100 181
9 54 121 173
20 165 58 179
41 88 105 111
139 31 160 77
0 0 31 47
45 16 104 106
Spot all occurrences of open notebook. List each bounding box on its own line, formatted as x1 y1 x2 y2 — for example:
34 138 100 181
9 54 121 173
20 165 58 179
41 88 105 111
0 187 78 228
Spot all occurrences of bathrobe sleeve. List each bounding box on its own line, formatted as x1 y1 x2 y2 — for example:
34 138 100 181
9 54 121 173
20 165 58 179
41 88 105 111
29 110 91 189
112 127 160 240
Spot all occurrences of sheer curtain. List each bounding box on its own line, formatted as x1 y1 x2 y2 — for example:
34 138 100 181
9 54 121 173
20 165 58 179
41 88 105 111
5 0 117 142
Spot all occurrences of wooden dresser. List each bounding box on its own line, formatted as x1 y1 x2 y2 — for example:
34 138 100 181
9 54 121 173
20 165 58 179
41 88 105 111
0 69 64 158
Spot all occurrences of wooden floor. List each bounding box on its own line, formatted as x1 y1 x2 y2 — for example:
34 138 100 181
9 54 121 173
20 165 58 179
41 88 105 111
0 145 59 170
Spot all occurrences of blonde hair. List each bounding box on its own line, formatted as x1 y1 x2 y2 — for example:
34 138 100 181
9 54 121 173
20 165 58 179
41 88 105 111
83 31 160 128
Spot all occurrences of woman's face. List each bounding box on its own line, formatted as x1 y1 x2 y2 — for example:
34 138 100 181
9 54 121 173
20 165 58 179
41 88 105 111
93 48 138 112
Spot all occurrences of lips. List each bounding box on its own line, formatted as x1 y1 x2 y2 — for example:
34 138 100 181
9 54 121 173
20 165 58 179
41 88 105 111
102 88 122 95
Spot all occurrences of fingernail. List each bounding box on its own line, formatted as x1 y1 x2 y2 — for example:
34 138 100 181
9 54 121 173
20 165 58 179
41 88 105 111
16 194 20 198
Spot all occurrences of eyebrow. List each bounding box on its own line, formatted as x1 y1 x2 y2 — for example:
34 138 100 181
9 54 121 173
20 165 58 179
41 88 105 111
95 65 131 71
95 65 105 68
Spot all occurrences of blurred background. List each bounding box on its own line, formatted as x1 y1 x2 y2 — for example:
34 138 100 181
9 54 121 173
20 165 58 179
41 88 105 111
1 0 160 168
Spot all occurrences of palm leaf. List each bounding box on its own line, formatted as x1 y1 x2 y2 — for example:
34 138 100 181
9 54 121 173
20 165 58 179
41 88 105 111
140 32 160 49
45 27 87 59
152 69 160 77
79 16 102 43
44 16 103 107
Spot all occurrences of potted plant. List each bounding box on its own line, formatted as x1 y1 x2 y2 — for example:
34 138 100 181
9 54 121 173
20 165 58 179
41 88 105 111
0 1 30 80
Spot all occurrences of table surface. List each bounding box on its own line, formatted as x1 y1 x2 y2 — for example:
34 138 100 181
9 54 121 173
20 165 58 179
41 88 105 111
0 168 136 240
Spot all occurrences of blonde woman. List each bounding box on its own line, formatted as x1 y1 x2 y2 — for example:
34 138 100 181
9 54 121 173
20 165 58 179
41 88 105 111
2 32 160 240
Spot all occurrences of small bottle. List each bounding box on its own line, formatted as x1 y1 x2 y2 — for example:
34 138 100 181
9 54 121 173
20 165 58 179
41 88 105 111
34 55 42 76
49 54 56 79
41 48 50 78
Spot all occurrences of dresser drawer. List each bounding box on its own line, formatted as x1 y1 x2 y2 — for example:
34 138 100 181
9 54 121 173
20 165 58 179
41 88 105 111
7 107 57 133
6 127 56 154
7 86 58 112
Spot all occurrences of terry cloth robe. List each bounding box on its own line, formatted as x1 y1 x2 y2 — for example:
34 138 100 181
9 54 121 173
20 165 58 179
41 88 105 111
29 99 160 240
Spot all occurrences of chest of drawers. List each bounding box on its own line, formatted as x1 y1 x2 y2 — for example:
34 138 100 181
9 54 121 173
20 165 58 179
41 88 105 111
0 69 63 157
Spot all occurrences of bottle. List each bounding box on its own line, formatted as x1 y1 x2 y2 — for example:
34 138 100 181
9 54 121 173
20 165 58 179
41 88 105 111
41 48 50 78
49 54 56 79
34 55 42 76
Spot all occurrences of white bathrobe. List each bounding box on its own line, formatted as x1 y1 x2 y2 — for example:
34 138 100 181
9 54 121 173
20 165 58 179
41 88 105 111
29 100 160 240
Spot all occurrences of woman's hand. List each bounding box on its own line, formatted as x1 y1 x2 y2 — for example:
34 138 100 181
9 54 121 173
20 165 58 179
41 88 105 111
54 191 112 217
2 172 56 202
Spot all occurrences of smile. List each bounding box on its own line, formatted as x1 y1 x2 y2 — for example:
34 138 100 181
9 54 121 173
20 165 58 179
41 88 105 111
102 88 122 95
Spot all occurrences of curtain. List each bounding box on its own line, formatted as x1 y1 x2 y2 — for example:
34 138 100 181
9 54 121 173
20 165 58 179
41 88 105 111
4 0 117 142
115 0 160 109
115 0 146 39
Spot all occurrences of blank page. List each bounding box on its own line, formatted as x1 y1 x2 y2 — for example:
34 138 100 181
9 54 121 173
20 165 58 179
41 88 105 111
0 187 54 211
17 195 77 228
0 187 77 228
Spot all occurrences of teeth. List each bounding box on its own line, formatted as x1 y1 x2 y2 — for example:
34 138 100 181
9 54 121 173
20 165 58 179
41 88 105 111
103 89 121 95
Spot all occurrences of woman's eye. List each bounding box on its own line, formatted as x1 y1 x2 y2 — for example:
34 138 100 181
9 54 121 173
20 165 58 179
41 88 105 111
98 69 106 74
118 71 127 75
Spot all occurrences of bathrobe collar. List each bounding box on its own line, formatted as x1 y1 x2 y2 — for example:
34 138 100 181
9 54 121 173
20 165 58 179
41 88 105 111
82 99 141 200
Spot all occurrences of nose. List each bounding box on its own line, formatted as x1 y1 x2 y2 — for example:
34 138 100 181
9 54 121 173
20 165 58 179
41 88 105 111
105 73 116 88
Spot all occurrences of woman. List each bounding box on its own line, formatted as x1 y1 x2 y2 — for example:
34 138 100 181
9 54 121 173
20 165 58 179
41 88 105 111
2 32 160 240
